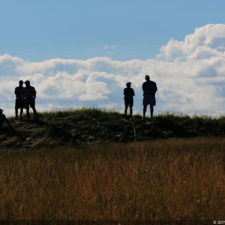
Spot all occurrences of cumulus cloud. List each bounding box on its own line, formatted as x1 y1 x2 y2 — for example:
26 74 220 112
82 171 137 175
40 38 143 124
1 24 225 116
157 24 225 61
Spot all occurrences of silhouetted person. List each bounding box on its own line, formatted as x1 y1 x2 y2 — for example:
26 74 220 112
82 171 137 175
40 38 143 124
0 109 12 130
142 75 157 119
14 80 24 120
124 82 135 117
24 80 37 120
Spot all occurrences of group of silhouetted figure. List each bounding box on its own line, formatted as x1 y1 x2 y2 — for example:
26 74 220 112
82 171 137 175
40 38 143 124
124 75 157 119
0 80 37 130
0 75 157 130
14 80 37 121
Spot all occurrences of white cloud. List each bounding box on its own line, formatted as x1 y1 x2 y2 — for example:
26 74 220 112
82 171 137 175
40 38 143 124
157 24 225 61
0 24 225 116
104 44 119 50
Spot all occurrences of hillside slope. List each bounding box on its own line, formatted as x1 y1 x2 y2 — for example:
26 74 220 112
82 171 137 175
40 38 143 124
1 109 225 149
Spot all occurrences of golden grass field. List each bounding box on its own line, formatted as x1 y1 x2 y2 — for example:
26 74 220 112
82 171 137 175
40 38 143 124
0 137 224 221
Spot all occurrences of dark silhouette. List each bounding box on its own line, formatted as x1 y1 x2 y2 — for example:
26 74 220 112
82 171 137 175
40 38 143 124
0 109 12 130
142 75 157 119
124 82 135 117
14 80 24 120
24 80 37 120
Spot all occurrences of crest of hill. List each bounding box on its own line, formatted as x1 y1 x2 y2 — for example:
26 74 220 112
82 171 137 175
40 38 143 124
0 108 225 149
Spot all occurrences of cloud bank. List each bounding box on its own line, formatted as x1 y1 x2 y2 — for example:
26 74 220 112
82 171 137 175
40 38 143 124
0 24 225 115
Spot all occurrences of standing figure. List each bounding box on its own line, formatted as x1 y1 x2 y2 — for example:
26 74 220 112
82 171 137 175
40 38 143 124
14 80 24 120
0 109 13 130
24 80 37 120
124 82 135 117
142 75 157 119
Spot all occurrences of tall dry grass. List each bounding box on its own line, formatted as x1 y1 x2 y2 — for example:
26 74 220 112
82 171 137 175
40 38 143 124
0 137 224 221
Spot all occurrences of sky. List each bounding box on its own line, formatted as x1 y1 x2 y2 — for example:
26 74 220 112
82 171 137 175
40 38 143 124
1 0 225 115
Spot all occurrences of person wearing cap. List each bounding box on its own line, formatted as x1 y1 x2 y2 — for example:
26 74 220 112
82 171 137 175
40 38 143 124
0 109 12 130
23 80 37 120
124 82 135 117
142 75 158 119
14 80 24 120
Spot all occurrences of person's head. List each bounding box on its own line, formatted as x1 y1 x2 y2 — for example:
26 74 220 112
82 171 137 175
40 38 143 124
0 109 3 115
145 75 150 81
19 80 23 86
25 80 30 87
126 82 132 88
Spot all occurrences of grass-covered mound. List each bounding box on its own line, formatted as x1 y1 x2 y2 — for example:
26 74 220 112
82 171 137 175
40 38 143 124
0 108 225 149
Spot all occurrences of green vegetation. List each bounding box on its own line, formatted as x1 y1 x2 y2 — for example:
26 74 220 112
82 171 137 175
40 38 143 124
0 108 225 149
0 137 224 220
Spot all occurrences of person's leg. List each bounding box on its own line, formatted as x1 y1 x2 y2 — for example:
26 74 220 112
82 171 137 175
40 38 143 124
26 108 30 120
32 107 37 119
30 100 37 119
15 107 18 120
130 100 133 117
150 105 154 118
24 99 30 120
124 105 128 115
129 106 133 117
20 108 23 120
143 105 147 118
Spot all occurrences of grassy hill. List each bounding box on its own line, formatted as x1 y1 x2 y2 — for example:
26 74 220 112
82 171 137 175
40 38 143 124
1 108 225 149
0 109 225 221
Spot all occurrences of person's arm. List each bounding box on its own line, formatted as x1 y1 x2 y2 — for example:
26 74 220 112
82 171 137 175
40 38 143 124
132 89 135 96
33 87 37 99
155 83 158 94
14 88 18 95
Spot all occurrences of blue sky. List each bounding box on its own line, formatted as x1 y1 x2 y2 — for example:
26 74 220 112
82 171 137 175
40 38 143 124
1 0 225 61
1 1 225 115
